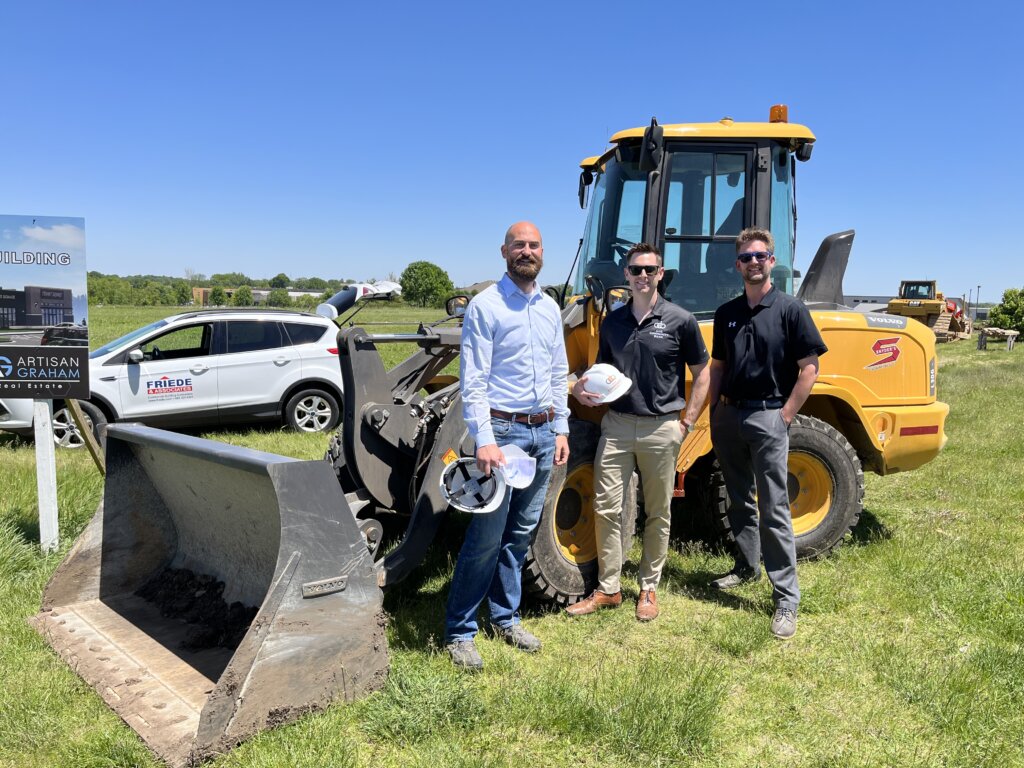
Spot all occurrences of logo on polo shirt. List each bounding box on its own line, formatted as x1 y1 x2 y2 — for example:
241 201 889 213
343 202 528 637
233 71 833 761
653 321 667 330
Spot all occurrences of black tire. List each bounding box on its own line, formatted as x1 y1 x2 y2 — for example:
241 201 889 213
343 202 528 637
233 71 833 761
786 414 864 558
51 401 107 450
669 455 730 548
285 388 340 433
707 415 864 560
523 418 638 606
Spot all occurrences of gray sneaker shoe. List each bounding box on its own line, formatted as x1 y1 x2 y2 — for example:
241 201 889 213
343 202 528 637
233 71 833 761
710 569 760 590
501 624 542 653
770 606 798 639
446 639 484 670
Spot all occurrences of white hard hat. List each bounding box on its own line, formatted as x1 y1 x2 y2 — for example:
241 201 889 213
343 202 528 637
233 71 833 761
581 363 633 404
498 444 537 489
440 458 508 513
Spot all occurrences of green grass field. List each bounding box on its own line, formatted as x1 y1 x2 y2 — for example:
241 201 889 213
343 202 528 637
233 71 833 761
1 308 1022 768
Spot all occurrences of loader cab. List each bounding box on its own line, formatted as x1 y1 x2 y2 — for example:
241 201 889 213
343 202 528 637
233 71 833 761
575 110 815 319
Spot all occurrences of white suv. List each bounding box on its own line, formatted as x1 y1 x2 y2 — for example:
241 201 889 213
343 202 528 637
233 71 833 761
0 309 345 445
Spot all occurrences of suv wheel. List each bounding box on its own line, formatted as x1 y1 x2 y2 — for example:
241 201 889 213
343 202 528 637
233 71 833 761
52 401 107 449
285 388 340 432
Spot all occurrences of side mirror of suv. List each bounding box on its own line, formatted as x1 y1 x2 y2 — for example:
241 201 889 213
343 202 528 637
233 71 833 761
128 348 144 363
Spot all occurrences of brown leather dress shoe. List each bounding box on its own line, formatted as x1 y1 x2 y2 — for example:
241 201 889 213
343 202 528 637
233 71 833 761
635 589 659 621
565 589 622 616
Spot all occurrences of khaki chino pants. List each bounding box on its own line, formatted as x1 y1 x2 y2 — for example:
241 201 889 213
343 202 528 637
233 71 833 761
594 410 684 592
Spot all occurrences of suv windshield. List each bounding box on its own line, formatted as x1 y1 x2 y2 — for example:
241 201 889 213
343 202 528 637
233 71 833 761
90 318 169 358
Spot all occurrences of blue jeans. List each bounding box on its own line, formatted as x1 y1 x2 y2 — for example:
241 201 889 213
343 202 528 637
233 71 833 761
444 417 556 642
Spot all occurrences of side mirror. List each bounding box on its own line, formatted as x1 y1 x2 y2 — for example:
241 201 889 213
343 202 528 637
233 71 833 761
578 169 594 209
446 295 470 318
606 286 631 313
638 117 664 172
796 142 814 162
128 348 144 363
543 285 564 308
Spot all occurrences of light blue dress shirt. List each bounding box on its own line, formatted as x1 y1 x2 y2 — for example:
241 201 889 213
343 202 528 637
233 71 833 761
460 274 570 447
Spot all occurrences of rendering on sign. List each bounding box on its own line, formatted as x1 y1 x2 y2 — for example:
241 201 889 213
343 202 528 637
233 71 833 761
0 214 89 399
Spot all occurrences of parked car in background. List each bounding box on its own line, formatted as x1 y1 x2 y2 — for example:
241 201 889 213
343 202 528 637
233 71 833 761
0 309 346 447
39 322 89 347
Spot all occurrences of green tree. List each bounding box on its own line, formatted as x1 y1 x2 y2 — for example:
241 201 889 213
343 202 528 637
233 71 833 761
233 285 254 307
173 280 192 305
269 273 291 289
211 272 252 287
294 294 319 311
400 261 455 308
210 286 227 306
987 288 1024 333
267 288 293 307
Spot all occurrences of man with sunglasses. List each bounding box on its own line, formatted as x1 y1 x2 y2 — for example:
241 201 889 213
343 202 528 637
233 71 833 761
707 227 827 640
445 220 571 671
567 243 709 621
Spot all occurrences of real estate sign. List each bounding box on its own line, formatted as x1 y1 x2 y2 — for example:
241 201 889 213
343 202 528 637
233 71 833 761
0 214 89 400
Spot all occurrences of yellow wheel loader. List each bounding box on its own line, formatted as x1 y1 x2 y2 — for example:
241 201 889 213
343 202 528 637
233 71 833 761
33 106 949 765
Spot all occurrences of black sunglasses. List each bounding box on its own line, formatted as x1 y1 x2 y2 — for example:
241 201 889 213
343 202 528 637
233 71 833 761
627 264 660 276
738 251 772 264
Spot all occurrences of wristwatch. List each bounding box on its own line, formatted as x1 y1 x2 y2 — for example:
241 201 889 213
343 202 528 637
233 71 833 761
681 418 695 434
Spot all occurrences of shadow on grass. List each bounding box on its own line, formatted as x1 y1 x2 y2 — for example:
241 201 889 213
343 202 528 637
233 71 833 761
848 507 892 548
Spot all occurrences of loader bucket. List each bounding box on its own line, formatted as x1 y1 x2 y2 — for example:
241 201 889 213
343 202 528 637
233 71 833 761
30 424 388 767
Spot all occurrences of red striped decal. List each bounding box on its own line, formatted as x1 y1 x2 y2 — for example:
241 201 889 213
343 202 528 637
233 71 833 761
899 425 939 436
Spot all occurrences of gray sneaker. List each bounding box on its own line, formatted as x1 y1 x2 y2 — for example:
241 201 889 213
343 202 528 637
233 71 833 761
710 569 760 590
770 606 798 639
446 639 484 671
501 624 542 653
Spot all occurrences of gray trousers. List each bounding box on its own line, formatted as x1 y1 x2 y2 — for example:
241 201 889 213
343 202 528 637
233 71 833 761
710 403 800 609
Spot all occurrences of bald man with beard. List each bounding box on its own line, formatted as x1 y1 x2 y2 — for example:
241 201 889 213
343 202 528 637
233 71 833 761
444 221 571 671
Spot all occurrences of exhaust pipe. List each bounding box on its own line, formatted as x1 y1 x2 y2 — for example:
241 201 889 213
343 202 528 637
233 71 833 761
31 424 388 766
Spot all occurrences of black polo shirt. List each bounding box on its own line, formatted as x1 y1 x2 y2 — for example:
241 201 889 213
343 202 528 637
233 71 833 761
598 296 709 416
711 286 827 400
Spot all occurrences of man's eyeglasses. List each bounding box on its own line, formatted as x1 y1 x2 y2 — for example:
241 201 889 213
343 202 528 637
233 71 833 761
738 251 772 264
627 264 660 276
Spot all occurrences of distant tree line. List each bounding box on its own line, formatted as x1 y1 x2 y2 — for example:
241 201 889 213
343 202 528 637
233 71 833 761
86 271 358 307
87 260 466 309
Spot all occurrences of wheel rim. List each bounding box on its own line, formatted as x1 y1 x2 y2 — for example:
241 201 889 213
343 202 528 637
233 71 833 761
787 451 834 536
51 407 91 449
553 464 598 564
293 395 333 432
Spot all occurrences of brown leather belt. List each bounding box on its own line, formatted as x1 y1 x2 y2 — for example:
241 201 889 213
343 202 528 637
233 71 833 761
490 407 555 425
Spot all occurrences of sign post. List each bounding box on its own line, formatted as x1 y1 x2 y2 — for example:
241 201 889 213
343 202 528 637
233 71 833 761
32 400 59 552
0 214 88 551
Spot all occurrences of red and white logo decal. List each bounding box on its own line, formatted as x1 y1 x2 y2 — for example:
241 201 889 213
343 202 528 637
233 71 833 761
866 337 900 370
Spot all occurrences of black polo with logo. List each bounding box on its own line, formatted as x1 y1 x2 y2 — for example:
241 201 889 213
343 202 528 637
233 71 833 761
598 296 709 416
711 286 827 400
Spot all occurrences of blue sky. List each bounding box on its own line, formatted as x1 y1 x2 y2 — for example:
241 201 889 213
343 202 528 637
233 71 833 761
1 1 1018 304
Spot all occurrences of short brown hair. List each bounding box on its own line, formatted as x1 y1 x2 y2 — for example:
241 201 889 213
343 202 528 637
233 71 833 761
735 227 775 254
625 242 662 266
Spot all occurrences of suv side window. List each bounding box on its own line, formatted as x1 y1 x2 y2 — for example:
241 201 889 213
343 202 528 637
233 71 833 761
283 322 330 346
226 321 286 354
140 324 213 361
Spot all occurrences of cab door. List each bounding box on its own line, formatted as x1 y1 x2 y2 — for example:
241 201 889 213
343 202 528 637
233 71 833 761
118 321 219 427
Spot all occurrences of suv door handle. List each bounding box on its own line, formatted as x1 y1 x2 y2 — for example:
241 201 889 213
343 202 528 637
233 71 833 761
190 364 209 374
274 356 290 366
